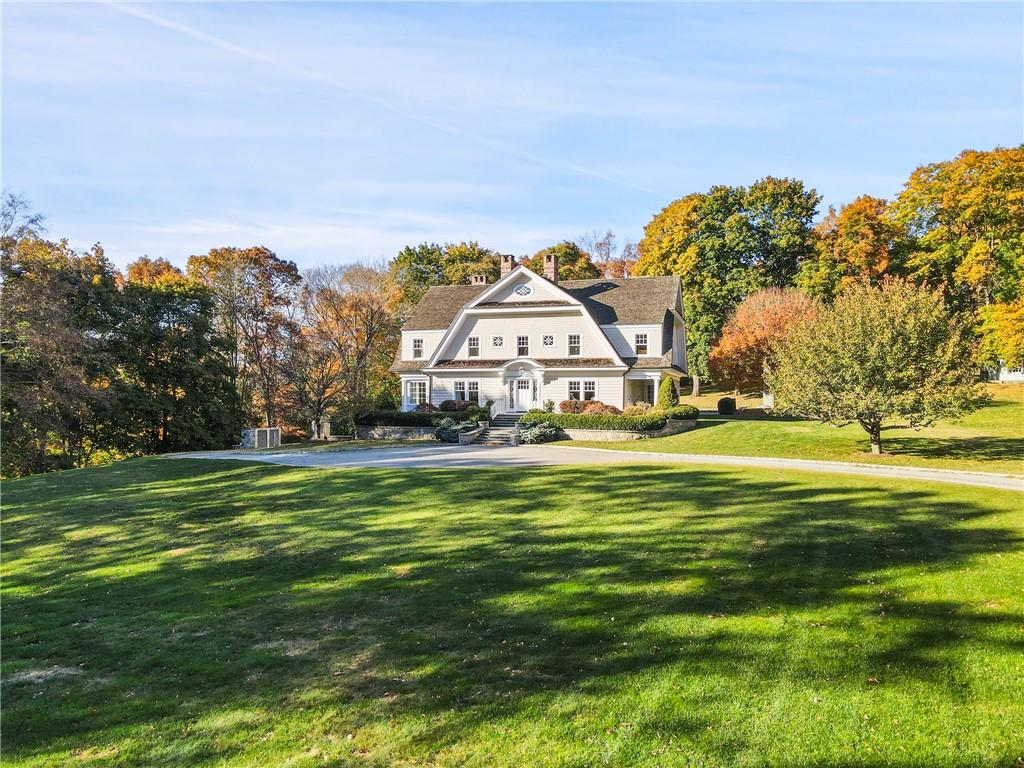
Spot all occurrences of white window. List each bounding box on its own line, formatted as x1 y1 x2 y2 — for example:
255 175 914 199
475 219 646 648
517 335 529 356
568 334 581 356
408 381 427 405
454 381 480 403
412 338 424 359
514 283 533 297
635 333 648 355
468 336 480 357
584 380 596 400
543 334 555 347
492 335 504 348
568 381 581 400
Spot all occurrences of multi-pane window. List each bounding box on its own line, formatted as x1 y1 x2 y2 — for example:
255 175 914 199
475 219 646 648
517 335 529 356
454 381 480 403
412 338 424 359
543 334 555 347
409 381 427 405
568 334 581 356
635 333 648 355
468 337 480 357
568 380 596 400
492 335 504 348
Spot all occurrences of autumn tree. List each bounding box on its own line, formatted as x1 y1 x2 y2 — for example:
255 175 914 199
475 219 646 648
187 246 301 426
1 236 120 475
126 255 187 286
978 298 1024 370
766 279 984 454
282 283 347 438
709 287 817 392
888 146 1024 309
796 196 907 302
524 241 601 280
304 263 400 407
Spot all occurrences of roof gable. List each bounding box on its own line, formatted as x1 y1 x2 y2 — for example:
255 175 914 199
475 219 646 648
403 275 681 331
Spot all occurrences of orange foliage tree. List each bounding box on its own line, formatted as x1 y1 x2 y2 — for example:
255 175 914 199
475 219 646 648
709 287 817 392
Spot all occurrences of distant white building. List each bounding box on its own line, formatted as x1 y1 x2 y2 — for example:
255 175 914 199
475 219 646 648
986 362 1024 383
391 254 687 415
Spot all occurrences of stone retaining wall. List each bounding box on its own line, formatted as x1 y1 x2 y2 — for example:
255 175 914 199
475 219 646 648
355 425 436 440
560 418 697 442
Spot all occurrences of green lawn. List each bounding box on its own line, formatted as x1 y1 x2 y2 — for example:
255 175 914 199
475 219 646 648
4 458 1022 767
571 385 1024 476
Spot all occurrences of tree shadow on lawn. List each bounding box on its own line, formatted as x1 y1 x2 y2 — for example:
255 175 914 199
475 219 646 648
879 435 1024 465
4 459 1023 764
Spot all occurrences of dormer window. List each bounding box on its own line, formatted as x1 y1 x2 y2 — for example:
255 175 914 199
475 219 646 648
635 333 648 355
468 337 480 357
568 334 581 356
517 335 529 357
412 338 424 359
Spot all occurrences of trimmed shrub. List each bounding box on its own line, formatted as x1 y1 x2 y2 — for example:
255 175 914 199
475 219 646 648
518 422 559 444
657 377 678 409
414 402 439 412
439 399 475 412
520 411 669 431
622 401 653 416
434 418 479 443
352 407 489 427
662 404 699 420
559 399 587 414
331 415 356 437
373 390 398 410
583 402 621 415
717 397 737 415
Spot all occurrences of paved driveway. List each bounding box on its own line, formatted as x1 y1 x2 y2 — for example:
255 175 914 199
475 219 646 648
174 443 1023 491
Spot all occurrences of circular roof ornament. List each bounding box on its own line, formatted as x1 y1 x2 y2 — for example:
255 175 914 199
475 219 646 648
513 283 533 297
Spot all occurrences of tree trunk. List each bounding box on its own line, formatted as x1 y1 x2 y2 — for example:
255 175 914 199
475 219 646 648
690 374 701 398
869 425 882 455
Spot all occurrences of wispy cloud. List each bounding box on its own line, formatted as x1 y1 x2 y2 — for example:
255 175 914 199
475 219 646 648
103 1 668 197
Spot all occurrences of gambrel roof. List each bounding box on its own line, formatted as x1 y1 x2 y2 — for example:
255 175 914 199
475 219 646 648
402 275 681 331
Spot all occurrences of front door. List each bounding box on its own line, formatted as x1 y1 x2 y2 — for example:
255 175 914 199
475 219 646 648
514 379 532 411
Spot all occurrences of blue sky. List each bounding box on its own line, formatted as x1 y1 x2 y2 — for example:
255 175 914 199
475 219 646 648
3 2 1022 270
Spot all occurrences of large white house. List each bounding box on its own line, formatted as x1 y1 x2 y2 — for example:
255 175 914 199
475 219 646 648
392 253 687 415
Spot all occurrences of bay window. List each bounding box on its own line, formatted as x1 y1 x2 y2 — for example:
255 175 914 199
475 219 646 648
408 381 427 406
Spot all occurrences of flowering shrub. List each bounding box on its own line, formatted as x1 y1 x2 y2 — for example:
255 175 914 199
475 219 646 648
582 402 621 415
414 402 439 412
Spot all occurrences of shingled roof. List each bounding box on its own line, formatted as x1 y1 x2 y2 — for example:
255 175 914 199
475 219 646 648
401 275 680 330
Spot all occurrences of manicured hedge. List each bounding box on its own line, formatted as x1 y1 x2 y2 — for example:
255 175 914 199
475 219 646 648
352 407 490 427
520 404 697 432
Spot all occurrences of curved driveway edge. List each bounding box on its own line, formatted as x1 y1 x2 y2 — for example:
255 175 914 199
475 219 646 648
172 443 1023 492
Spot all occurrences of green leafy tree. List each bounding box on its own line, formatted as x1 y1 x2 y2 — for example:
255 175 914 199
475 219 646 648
656 376 678 409
524 241 601 280
766 279 985 454
109 281 241 454
388 241 499 311
744 177 821 286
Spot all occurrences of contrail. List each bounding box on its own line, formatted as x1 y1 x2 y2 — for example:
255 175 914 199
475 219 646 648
104 1 666 198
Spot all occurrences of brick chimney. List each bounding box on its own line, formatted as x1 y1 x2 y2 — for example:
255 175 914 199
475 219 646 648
470 273 488 285
500 254 517 277
543 252 559 282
